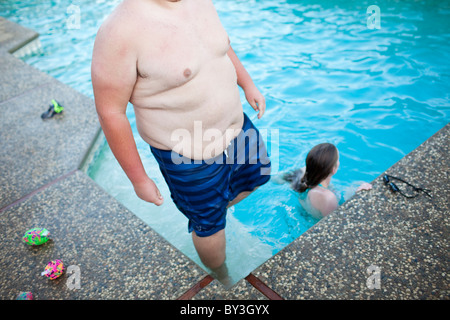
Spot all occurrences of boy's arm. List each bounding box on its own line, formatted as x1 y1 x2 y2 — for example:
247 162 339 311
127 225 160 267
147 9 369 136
227 46 266 119
91 24 163 205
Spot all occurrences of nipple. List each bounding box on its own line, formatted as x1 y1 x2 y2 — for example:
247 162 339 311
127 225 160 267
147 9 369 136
183 68 192 78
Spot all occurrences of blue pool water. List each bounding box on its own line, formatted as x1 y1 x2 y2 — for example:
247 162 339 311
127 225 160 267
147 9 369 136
2 0 449 285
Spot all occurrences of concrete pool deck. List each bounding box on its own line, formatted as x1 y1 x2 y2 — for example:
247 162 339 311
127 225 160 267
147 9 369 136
0 17 448 300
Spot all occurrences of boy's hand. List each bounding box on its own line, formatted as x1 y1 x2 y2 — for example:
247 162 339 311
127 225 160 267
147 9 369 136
133 177 164 206
245 85 266 119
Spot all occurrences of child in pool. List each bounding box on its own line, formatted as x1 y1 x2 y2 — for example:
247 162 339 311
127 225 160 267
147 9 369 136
281 143 372 219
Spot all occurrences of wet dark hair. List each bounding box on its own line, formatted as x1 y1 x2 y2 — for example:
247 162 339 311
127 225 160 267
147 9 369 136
284 143 339 193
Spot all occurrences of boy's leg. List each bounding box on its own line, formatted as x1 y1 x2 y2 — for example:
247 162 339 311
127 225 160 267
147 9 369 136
192 229 226 270
192 187 259 269
226 187 259 209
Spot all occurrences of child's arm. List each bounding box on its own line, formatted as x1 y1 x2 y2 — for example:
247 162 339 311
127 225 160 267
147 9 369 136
91 23 163 206
227 46 266 119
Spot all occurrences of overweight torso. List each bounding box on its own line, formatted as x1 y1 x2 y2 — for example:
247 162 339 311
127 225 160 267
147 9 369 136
110 0 244 159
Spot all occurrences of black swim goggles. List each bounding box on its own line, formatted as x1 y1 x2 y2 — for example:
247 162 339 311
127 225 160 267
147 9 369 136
383 174 432 199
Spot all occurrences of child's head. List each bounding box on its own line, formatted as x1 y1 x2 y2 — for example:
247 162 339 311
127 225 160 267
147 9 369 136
299 143 339 192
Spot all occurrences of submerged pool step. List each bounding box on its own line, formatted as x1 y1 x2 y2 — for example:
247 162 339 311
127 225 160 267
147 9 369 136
0 17 40 56
12 38 42 59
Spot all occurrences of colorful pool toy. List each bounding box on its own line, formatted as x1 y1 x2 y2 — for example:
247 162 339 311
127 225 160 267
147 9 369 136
41 260 65 280
41 99 64 119
22 228 50 246
16 292 33 300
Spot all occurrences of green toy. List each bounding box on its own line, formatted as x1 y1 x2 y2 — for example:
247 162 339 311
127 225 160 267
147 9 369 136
22 228 50 246
41 100 64 119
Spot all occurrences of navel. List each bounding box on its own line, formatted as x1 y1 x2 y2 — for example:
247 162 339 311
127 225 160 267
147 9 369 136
183 68 192 78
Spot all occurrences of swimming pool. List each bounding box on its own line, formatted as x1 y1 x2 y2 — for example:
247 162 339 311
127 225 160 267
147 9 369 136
2 0 449 286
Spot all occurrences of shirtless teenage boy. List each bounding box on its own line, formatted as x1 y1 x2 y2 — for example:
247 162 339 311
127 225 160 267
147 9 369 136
91 0 271 271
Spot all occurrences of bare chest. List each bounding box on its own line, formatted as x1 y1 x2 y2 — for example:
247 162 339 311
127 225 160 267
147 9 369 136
134 4 230 93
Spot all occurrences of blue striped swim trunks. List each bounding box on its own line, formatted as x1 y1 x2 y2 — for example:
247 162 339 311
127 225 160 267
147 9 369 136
150 113 271 237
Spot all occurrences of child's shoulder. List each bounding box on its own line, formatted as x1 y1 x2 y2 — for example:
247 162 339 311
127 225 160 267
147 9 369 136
309 187 338 216
310 187 335 201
